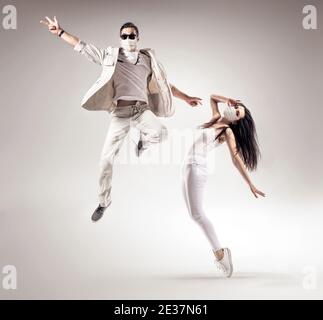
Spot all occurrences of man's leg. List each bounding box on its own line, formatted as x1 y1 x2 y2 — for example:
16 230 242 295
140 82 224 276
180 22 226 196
132 108 168 154
98 115 130 207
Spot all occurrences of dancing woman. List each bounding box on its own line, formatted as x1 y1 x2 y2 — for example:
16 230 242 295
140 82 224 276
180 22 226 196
181 94 265 277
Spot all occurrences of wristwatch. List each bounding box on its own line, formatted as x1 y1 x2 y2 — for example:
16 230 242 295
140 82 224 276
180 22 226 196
58 29 65 37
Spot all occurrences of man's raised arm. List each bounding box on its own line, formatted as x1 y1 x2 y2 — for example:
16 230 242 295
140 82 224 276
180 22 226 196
40 16 79 46
40 16 108 65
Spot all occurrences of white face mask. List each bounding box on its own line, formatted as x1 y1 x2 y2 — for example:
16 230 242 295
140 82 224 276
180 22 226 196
120 38 138 52
223 105 239 122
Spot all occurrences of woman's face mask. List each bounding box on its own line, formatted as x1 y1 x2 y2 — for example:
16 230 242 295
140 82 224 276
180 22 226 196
223 105 240 123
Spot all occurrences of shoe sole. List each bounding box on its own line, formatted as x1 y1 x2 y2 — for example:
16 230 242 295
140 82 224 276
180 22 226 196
225 248 234 278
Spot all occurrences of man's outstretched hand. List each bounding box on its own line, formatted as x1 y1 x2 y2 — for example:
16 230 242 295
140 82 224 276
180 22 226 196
185 96 203 107
40 16 62 35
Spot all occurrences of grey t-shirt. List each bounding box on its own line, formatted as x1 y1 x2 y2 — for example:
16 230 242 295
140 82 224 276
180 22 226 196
112 48 152 104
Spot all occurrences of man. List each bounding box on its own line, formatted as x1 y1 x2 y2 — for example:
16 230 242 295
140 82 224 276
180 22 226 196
40 17 202 221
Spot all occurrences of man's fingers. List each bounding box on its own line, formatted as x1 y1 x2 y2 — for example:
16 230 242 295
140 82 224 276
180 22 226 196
40 19 49 26
45 16 53 24
193 99 202 106
54 16 58 23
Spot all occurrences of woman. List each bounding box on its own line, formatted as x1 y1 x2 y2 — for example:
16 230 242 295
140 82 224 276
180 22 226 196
181 94 265 278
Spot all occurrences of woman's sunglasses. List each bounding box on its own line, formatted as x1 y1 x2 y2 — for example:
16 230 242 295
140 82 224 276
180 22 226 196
120 33 137 40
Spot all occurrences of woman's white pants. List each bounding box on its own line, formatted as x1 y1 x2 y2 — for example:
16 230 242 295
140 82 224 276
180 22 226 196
181 158 222 251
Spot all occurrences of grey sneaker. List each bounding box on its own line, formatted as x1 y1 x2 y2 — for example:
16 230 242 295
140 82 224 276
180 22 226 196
135 139 146 157
91 202 111 222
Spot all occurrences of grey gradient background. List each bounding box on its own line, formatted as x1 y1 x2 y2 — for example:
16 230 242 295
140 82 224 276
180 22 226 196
0 0 323 299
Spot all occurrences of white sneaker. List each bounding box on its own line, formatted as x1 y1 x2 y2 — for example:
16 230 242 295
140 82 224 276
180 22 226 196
214 248 233 278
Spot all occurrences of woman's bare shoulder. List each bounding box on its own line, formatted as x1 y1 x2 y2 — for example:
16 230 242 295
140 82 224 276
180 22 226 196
223 127 234 140
224 127 233 134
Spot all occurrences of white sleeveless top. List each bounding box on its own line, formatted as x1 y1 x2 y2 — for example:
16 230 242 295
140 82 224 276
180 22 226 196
184 127 227 166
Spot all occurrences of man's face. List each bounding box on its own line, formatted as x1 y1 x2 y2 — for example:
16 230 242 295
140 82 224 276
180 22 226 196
120 27 139 52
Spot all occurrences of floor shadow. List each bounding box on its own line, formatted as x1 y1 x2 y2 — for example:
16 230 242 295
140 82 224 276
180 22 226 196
153 272 295 282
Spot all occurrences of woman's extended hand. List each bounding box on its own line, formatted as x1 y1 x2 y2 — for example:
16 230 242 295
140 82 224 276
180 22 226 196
249 184 266 198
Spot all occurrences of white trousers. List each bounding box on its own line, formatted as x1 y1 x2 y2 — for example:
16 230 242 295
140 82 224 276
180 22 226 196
181 157 222 251
98 102 168 207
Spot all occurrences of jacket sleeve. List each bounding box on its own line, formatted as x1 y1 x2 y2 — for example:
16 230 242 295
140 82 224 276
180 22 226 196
157 60 172 87
73 39 109 65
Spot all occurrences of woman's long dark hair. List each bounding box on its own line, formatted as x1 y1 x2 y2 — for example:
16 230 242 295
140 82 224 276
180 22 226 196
212 103 261 171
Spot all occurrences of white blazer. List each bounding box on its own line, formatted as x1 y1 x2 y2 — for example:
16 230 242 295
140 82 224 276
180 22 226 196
74 40 174 117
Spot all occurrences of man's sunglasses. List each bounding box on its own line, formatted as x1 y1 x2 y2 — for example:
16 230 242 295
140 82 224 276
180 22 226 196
120 33 137 40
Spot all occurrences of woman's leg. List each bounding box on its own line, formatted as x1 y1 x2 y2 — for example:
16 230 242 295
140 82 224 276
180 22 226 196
181 162 222 251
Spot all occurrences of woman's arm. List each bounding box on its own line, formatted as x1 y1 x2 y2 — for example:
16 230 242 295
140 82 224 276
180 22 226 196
225 128 265 198
211 94 240 107
200 94 240 129
198 96 222 128
210 95 221 118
